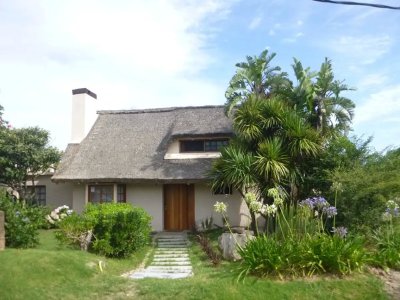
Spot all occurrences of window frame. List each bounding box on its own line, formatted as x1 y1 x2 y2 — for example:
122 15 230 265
117 184 126 203
88 184 114 204
88 184 127 204
28 185 46 206
179 138 229 153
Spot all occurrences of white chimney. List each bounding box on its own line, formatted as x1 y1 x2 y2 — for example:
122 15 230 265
70 88 97 143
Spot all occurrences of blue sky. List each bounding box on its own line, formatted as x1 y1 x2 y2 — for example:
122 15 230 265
0 0 399 151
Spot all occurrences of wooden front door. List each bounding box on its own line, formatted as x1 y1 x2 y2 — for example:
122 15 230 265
164 184 195 231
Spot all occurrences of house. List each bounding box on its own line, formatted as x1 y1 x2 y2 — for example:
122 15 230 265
46 88 251 231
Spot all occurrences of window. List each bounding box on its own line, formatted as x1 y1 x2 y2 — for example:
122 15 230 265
89 185 113 203
117 184 126 203
213 185 232 195
88 184 126 203
180 139 229 153
27 186 46 205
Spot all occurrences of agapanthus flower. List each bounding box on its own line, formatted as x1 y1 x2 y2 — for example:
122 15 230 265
274 197 284 207
214 201 227 213
387 200 399 210
299 198 314 210
249 201 262 213
244 192 257 204
323 206 337 218
332 226 347 238
313 196 329 209
382 211 392 222
265 204 277 216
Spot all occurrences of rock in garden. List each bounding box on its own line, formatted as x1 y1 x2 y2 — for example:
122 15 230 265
218 232 254 261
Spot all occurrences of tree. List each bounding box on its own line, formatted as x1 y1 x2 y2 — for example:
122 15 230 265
0 107 61 201
224 49 291 116
291 58 355 136
210 95 321 232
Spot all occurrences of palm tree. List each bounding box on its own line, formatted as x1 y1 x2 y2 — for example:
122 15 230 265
224 50 291 116
210 95 321 232
291 58 355 136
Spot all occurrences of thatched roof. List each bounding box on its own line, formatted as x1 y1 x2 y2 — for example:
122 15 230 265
53 106 233 183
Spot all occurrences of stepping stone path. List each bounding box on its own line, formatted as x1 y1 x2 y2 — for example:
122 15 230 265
127 232 193 279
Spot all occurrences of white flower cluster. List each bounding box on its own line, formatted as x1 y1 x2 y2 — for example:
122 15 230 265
214 201 227 214
46 205 73 225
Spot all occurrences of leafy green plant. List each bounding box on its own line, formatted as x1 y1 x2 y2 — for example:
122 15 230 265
238 233 367 279
370 199 400 269
197 233 222 266
56 203 152 257
55 212 93 250
0 190 45 248
86 203 152 257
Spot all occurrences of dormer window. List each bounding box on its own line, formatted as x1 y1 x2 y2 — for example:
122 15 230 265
180 139 229 153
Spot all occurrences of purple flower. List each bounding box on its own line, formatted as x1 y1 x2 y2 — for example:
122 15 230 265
332 227 347 238
299 198 314 209
313 196 329 209
394 207 399 217
323 206 337 218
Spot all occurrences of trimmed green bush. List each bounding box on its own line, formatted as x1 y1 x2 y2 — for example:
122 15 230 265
0 190 45 248
57 203 152 258
87 203 152 257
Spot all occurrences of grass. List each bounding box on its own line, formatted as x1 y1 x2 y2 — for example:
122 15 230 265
0 230 148 299
136 230 388 300
0 229 390 299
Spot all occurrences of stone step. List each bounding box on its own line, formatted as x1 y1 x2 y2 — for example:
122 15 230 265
147 266 192 272
158 244 188 248
130 272 192 279
152 261 191 266
155 252 188 256
153 256 189 261
157 246 188 249
156 236 187 241
156 240 187 244
154 253 189 257
156 247 188 251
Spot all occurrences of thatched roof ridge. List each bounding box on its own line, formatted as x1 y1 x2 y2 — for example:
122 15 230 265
53 105 232 182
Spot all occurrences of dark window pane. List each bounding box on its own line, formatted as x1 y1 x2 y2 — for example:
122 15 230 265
180 140 204 152
213 185 232 195
205 139 229 152
26 186 46 206
89 185 114 203
117 184 126 203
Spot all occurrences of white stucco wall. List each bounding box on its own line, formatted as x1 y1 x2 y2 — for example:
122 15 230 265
126 183 164 231
72 184 87 213
194 183 251 229
28 175 73 209
66 182 250 232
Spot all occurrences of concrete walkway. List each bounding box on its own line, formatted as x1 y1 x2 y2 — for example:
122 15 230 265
126 232 193 279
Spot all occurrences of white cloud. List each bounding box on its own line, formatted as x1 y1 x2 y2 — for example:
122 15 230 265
248 16 262 30
0 0 236 149
354 85 400 124
328 35 392 65
282 32 304 43
357 73 389 90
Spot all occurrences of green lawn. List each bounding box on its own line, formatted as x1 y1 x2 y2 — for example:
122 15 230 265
0 230 389 300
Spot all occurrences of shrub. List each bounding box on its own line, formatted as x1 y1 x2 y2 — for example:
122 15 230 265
55 212 93 250
0 191 45 248
238 233 367 279
370 199 400 269
57 203 152 257
45 205 73 228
